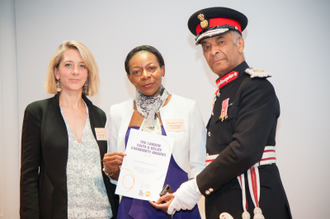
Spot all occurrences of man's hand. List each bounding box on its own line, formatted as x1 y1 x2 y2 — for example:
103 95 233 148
167 178 202 214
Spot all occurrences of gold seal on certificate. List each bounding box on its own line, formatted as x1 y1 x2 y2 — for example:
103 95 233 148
115 129 174 201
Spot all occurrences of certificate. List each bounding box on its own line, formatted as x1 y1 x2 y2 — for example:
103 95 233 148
115 129 174 201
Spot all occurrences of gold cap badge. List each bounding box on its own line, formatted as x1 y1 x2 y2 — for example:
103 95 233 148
198 13 209 30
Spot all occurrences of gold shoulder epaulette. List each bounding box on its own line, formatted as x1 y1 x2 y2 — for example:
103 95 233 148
245 67 272 78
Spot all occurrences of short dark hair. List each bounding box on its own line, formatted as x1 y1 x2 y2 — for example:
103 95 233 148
124 45 165 74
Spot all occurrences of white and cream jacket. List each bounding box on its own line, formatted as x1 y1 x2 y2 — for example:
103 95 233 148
107 94 206 179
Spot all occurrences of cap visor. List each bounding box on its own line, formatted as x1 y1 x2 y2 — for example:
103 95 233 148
195 28 229 45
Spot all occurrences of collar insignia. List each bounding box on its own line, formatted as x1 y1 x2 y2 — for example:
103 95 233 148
216 71 238 90
245 67 272 78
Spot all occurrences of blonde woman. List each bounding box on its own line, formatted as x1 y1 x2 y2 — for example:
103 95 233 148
20 40 118 219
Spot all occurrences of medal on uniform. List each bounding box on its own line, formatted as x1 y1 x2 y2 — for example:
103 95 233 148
219 98 229 122
212 90 220 110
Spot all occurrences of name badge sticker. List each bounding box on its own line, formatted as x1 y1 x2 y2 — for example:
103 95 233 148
95 128 107 141
165 119 185 132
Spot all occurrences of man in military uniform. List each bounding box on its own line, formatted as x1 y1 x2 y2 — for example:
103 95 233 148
150 7 292 219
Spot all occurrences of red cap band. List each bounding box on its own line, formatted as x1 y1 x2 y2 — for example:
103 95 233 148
196 18 242 35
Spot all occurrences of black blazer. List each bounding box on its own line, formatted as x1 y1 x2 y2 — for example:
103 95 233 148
20 94 119 219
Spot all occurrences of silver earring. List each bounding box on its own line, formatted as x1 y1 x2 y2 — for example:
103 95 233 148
56 79 61 92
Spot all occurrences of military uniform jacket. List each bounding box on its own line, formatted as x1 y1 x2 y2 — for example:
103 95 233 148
20 94 119 219
196 61 291 219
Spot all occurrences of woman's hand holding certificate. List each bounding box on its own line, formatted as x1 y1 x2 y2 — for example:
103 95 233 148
115 129 174 201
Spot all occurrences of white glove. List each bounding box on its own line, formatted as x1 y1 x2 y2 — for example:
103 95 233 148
167 178 202 214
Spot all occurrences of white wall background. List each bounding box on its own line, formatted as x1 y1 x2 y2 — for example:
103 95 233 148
1 0 329 218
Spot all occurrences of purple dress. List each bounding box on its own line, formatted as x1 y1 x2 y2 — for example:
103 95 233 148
117 126 201 219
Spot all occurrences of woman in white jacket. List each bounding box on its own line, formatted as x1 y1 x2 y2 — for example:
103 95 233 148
103 45 206 219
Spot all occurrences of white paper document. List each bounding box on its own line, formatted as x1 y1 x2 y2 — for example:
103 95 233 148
115 129 174 201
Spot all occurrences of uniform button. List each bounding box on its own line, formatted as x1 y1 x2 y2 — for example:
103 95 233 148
209 188 214 193
208 131 211 137
205 190 210 195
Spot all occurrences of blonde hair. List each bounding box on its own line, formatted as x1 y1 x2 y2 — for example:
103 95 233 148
45 40 100 96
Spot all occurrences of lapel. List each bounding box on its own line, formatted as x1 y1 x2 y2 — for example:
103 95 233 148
118 99 134 151
82 94 108 158
82 94 97 139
